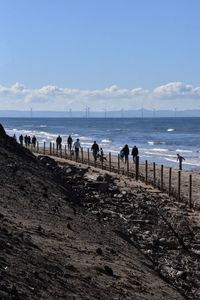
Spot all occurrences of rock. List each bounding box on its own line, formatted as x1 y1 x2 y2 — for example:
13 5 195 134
96 247 103 255
65 168 72 174
38 155 58 167
104 265 114 276
67 223 72 230
87 181 108 193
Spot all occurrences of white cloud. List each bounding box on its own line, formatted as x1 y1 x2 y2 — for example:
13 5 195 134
152 82 200 99
0 81 200 110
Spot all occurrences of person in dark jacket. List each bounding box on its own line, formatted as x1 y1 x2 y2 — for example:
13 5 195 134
67 135 73 150
91 141 99 161
19 134 23 145
177 153 185 170
32 135 37 148
131 145 139 162
121 144 129 164
56 135 62 150
24 135 28 147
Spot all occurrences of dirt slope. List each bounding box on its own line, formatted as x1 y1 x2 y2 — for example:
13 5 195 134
0 124 185 299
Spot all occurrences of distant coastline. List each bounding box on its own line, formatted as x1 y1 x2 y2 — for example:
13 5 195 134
1 109 200 118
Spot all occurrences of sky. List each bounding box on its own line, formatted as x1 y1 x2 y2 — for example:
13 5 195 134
0 0 200 111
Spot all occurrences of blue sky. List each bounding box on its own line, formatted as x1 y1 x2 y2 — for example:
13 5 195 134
0 0 200 110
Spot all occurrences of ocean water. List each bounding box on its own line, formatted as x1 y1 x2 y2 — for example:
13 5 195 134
1 117 200 172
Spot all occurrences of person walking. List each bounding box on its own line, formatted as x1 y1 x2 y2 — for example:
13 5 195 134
24 135 28 147
19 134 23 146
56 135 62 150
177 153 185 170
99 147 106 162
32 135 37 148
73 138 81 161
131 145 139 163
121 144 129 164
67 135 73 150
91 141 99 162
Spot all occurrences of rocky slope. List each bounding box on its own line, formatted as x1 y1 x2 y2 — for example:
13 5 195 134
0 123 195 299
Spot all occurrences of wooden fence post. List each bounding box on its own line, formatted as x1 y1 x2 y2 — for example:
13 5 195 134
169 167 172 196
81 148 83 163
53 143 55 155
101 155 103 170
145 160 148 185
189 174 192 209
87 148 90 165
127 157 129 176
37 141 39 153
161 165 163 191
153 162 156 187
50 142 52 155
178 171 181 202
118 154 120 174
109 152 111 172
94 153 96 168
43 142 46 155
70 149 72 160
135 156 139 181
65 145 67 158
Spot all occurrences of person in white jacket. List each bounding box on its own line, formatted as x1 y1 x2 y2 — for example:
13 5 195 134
73 138 81 161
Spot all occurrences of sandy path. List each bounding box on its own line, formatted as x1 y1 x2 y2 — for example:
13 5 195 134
31 145 200 210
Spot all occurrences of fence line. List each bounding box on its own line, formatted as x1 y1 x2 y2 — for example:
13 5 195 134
29 142 193 209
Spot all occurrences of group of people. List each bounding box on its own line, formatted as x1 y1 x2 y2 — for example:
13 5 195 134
55 135 106 162
16 132 185 170
18 134 37 147
90 141 138 164
56 135 73 151
120 144 139 164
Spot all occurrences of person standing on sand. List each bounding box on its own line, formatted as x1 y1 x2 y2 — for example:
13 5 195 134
67 135 73 150
24 135 28 147
19 134 23 145
73 138 81 161
177 153 185 170
91 141 99 161
131 145 139 163
56 135 62 150
32 135 37 148
121 144 129 164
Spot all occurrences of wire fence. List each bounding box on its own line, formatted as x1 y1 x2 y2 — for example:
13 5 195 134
28 141 195 209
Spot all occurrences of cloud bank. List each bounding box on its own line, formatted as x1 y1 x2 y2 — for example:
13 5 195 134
0 81 200 111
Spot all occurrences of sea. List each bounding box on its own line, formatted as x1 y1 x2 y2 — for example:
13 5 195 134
1 117 200 172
